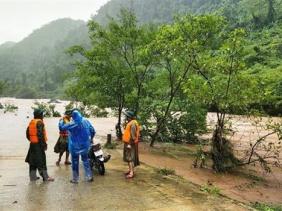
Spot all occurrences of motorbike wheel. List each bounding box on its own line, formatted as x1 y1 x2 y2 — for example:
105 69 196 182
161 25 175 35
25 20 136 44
97 162 105 175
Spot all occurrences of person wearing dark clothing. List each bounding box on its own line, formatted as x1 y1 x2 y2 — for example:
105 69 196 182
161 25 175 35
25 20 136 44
122 111 140 179
54 110 72 166
25 109 54 182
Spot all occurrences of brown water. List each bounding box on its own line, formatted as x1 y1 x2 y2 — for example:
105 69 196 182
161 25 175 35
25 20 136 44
0 98 249 210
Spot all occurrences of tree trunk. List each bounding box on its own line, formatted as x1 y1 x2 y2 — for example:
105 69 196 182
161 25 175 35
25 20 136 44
211 123 239 172
150 95 174 147
116 102 123 140
106 134 112 145
150 122 161 147
267 0 275 24
134 83 142 115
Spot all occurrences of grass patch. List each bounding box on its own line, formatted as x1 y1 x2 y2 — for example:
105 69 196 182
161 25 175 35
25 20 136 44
232 169 265 183
157 167 176 176
248 174 265 182
150 143 196 159
200 183 221 196
252 202 282 211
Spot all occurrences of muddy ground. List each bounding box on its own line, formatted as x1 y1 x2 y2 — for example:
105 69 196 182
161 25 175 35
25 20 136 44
0 150 249 211
139 143 282 205
0 98 280 210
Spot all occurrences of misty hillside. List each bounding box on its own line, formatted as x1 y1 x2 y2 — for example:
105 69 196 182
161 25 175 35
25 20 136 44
0 0 281 100
0 18 88 74
0 41 16 50
94 0 224 25
0 18 89 98
94 0 282 27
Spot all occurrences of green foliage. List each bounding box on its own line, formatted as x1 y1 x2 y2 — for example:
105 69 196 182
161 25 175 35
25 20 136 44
64 101 108 118
67 9 160 140
64 101 90 117
65 101 75 111
3 103 18 113
0 0 280 118
193 144 208 168
200 183 221 196
146 15 224 145
94 0 282 27
93 0 282 117
181 23 252 172
0 81 6 96
185 27 252 113
15 86 38 99
143 99 207 143
252 202 282 211
32 101 61 117
243 22 282 115
89 107 108 118
157 168 176 176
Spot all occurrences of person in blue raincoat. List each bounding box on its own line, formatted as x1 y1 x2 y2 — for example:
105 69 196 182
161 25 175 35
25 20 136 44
60 110 95 183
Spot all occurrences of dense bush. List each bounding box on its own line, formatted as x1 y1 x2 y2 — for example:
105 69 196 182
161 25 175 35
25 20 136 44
16 87 38 99
32 101 61 117
166 104 207 143
64 101 108 118
3 103 18 113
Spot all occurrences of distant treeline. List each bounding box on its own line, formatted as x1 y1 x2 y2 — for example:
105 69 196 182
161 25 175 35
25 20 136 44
0 0 281 116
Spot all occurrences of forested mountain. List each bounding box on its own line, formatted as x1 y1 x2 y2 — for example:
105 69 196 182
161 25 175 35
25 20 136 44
0 18 89 98
94 0 223 25
0 41 16 50
94 0 282 27
91 0 282 116
0 0 281 112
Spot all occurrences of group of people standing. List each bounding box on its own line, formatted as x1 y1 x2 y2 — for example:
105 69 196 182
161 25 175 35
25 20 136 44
25 108 140 183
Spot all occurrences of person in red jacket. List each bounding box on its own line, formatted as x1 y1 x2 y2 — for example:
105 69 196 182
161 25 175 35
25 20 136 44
54 110 72 166
122 111 140 179
25 109 54 182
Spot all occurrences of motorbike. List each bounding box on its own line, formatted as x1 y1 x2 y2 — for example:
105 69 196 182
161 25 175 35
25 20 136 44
88 139 111 175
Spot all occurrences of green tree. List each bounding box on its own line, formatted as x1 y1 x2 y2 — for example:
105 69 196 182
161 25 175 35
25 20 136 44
67 10 155 139
0 81 5 95
148 15 224 146
95 9 157 114
185 28 263 172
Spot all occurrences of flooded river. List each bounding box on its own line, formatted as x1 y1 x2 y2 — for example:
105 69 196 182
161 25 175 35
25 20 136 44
0 98 249 210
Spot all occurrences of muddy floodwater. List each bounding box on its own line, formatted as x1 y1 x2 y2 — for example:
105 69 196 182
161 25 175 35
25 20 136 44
0 98 249 210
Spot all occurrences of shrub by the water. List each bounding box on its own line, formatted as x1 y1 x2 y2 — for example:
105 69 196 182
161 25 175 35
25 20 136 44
32 101 61 117
3 103 18 113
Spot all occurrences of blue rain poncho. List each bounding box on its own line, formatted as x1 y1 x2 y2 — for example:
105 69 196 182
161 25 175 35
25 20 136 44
60 110 95 154
60 110 95 181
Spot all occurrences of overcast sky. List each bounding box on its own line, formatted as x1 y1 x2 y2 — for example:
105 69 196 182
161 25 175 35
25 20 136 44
0 0 110 45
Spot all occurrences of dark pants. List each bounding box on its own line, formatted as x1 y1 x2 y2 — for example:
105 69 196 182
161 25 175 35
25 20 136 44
29 165 48 181
25 143 49 181
71 149 92 181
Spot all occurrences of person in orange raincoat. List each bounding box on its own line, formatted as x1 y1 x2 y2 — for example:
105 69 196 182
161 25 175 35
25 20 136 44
25 109 54 182
122 111 140 179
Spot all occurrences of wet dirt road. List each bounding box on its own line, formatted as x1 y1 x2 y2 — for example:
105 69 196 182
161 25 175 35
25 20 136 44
0 98 249 210
0 150 249 211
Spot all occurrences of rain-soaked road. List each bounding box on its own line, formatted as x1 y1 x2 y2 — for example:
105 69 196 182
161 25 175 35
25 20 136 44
0 98 250 210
